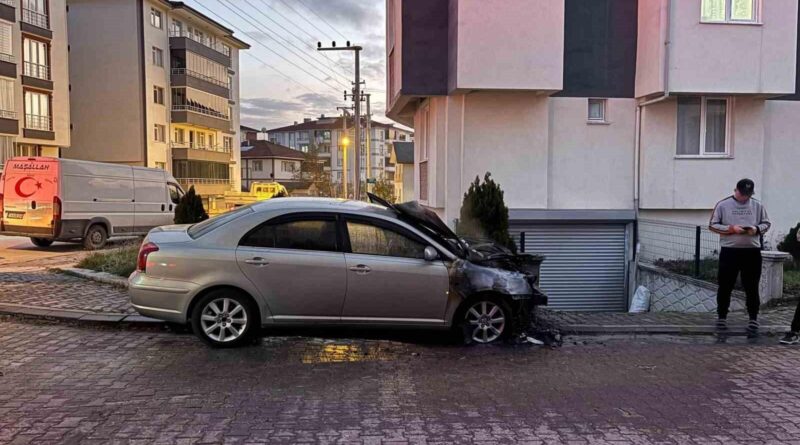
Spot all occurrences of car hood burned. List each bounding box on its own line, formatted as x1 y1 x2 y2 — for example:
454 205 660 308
369 195 548 304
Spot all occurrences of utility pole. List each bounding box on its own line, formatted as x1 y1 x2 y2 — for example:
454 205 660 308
364 93 371 192
336 105 353 199
318 41 363 199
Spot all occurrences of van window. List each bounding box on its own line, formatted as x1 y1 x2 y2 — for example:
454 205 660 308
168 183 183 204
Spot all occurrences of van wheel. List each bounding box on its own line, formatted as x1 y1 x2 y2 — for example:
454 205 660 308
30 238 54 248
83 225 108 250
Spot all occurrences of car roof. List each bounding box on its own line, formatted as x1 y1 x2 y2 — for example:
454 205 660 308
250 197 397 218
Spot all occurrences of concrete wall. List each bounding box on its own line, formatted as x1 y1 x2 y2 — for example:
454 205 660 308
668 0 798 95
67 0 145 164
635 0 667 98
639 97 766 210
449 0 564 92
762 100 800 239
143 0 170 168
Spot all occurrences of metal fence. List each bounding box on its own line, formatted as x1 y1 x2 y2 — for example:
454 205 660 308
637 219 721 275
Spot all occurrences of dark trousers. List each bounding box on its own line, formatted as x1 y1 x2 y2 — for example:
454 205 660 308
717 247 762 320
792 301 800 333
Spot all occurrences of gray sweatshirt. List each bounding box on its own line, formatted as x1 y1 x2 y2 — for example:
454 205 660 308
709 196 771 248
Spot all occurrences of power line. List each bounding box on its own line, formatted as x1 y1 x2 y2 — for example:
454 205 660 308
202 0 346 94
293 0 349 41
276 0 348 44
190 0 330 95
237 0 352 84
219 0 350 90
255 0 354 76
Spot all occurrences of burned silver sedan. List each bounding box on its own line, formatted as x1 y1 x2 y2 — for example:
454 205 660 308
129 196 547 347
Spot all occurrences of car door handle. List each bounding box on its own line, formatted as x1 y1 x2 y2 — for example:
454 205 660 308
245 257 270 266
349 264 371 274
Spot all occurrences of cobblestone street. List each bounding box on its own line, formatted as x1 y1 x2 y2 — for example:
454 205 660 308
1 317 799 444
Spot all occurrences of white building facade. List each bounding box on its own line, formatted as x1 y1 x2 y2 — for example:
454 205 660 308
387 0 800 311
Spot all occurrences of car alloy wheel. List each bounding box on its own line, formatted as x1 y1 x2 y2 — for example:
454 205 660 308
199 298 248 343
465 301 507 344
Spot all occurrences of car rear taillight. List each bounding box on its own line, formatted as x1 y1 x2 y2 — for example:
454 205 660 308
52 196 62 237
137 242 159 273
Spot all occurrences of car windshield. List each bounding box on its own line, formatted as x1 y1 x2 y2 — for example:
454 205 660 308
187 205 254 239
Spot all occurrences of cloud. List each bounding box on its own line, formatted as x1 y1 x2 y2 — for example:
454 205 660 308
286 0 382 30
241 97 306 114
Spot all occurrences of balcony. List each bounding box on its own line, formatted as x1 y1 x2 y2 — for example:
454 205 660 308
0 52 14 78
171 105 231 133
175 177 233 196
170 142 233 164
0 1 14 23
0 109 18 135
23 114 53 140
21 61 52 90
21 8 51 39
170 68 230 99
169 30 231 67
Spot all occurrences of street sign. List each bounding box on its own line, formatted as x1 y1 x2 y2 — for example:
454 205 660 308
366 178 376 184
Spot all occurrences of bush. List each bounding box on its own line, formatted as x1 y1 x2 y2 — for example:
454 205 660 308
174 186 208 224
77 243 139 277
778 223 800 266
458 172 515 251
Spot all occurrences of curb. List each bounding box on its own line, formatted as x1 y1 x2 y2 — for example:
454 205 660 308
0 303 164 327
561 324 786 336
54 267 129 288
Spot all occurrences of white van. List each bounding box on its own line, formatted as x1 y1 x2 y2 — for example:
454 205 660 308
0 157 185 249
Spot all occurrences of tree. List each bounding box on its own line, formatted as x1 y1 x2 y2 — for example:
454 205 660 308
458 172 515 251
174 186 209 224
295 144 333 197
778 223 800 267
371 175 396 203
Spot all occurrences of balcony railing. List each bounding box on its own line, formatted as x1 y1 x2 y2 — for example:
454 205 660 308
172 104 229 120
23 61 50 80
170 141 232 153
0 53 13 64
0 109 17 119
169 30 230 57
21 8 49 29
176 177 232 186
170 68 230 89
25 114 51 131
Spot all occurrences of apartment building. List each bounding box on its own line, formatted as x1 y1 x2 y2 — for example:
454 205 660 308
240 139 304 193
66 0 249 200
387 0 800 311
267 115 413 196
0 0 70 171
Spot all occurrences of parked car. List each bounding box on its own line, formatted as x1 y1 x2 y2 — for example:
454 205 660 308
129 196 547 347
0 157 184 249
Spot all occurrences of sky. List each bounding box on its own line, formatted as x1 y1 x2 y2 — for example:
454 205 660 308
182 0 389 132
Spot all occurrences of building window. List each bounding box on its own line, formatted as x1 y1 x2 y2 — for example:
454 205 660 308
24 90 50 130
222 43 231 56
153 86 164 105
173 128 185 144
253 160 263 172
677 96 730 157
281 161 295 172
14 143 40 157
155 162 166 170
0 78 14 119
197 132 206 148
588 99 606 122
701 0 758 23
23 37 49 80
0 21 12 60
153 124 166 142
150 8 162 29
152 47 163 67
223 136 232 150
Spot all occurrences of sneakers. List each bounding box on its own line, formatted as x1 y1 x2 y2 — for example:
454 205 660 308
780 332 800 345
716 318 728 331
747 319 760 337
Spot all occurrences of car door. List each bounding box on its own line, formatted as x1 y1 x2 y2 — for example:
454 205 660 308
235 213 347 321
341 216 450 325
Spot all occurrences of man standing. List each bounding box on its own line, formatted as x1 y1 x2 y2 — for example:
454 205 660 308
709 179 771 335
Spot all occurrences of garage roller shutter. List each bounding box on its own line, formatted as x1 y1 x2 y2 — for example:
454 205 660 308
511 224 628 312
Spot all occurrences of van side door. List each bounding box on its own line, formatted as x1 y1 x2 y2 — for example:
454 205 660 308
133 169 171 233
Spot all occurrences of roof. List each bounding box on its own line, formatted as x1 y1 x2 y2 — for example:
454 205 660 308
267 117 398 133
241 140 305 160
393 142 414 164
240 124 259 133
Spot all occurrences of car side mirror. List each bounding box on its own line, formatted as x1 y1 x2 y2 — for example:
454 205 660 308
424 246 439 262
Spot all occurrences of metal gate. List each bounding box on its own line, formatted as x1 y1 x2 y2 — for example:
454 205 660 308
511 224 628 311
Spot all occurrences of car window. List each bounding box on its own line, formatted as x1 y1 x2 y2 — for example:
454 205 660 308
346 220 426 259
187 205 253 239
241 218 338 252
168 184 183 204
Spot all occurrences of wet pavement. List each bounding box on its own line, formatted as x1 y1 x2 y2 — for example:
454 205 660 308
1 317 800 444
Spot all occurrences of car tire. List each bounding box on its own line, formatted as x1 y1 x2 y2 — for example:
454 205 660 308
457 295 513 345
191 289 257 348
30 237 54 248
83 225 107 250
